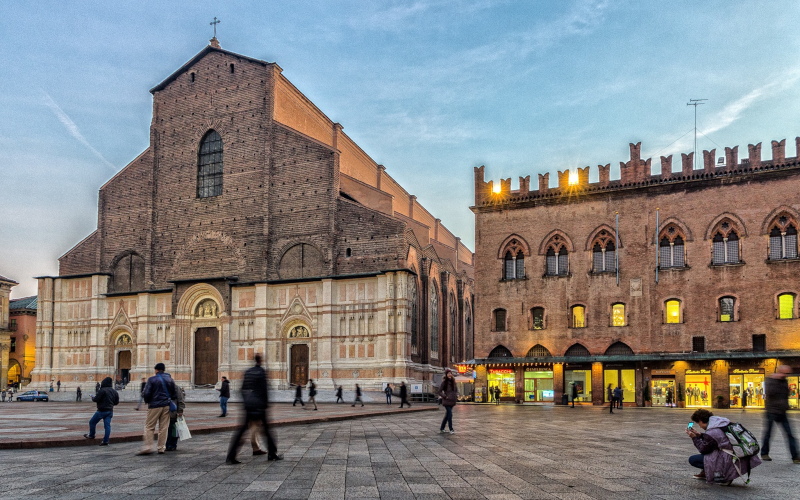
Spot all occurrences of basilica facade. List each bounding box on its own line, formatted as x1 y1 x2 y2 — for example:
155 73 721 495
32 39 474 392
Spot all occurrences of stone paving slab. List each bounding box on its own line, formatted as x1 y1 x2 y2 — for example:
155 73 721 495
0 402 436 449
1 405 798 499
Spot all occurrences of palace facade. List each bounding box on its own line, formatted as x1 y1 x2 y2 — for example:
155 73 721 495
469 137 800 408
32 38 473 392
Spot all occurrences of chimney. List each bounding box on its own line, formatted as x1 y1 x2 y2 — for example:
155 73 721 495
772 139 786 163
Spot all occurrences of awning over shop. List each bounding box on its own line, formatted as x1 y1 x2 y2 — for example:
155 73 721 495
461 349 800 366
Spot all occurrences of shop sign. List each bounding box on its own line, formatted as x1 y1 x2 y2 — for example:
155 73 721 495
732 368 764 374
651 369 674 376
456 365 469 374
489 368 514 374
686 369 711 374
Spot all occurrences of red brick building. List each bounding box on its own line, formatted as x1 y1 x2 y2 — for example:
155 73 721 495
33 39 473 392
8 296 36 386
469 137 800 408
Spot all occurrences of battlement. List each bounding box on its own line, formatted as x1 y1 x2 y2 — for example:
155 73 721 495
473 136 800 207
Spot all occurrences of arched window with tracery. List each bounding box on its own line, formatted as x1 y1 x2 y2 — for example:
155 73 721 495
500 237 527 280
659 224 686 268
545 237 569 276
768 215 798 260
408 278 418 355
464 299 472 359
449 293 457 362
711 220 741 265
430 282 439 357
197 130 223 198
591 230 617 273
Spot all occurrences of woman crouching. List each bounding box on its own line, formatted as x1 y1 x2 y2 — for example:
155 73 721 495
686 409 761 484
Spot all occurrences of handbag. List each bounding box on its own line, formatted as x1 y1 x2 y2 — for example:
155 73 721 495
175 416 192 441
157 374 178 413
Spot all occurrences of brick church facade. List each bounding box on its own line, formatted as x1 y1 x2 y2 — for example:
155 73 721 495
32 39 474 392
469 137 800 408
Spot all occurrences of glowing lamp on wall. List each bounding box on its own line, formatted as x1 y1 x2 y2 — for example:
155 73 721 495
568 169 579 185
492 182 502 194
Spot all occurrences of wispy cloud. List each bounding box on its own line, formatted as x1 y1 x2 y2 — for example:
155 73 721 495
41 90 116 171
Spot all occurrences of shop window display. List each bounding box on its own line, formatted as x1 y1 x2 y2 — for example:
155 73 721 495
685 372 711 407
487 369 515 399
729 372 765 408
789 376 800 409
564 369 592 402
651 379 676 406
524 370 554 402
604 369 635 403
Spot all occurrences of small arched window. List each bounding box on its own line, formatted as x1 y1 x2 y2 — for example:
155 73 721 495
711 221 740 265
571 305 586 328
719 296 736 322
665 299 681 324
769 215 798 260
493 308 507 331
430 283 439 356
611 303 625 327
488 345 513 358
778 293 795 319
591 230 617 273
659 224 686 268
530 307 545 330
197 130 223 198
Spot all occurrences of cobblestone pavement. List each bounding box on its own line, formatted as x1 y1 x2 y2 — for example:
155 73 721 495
2 405 799 499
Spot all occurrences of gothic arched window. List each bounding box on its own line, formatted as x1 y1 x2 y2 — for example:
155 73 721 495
449 294 457 362
430 282 439 356
409 279 418 355
711 220 740 265
197 130 223 198
768 215 798 260
591 230 617 273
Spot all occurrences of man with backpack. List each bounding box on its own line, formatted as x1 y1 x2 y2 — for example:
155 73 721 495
761 364 800 463
137 363 177 455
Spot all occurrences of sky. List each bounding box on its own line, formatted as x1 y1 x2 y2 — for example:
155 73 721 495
2 0 800 298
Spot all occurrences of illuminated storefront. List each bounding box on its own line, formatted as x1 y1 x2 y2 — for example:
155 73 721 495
564 365 592 403
487 368 515 399
685 370 712 407
650 369 676 406
604 367 635 403
524 369 554 402
789 375 800 409
729 369 765 408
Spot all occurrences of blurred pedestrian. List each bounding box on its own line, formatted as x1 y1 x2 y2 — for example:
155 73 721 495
494 386 500 405
607 384 614 414
293 383 305 407
76 386 82 402
217 376 230 417
95 382 100 393
761 365 800 463
57 379 61 392
1 391 5 403
137 363 177 455
135 377 146 411
165 384 185 451
439 369 458 435
335 386 344 403
384 384 393 405
571 382 578 408
83 377 119 445
614 386 623 409
398 381 411 408
226 353 282 464
352 384 364 407
307 379 318 410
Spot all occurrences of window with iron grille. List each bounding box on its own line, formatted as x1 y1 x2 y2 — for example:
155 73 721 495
531 307 545 330
564 343 590 357
592 242 616 272
769 224 798 260
557 247 568 275
489 345 513 358
660 235 685 268
515 251 525 278
712 231 739 264
197 130 223 198
526 344 551 357
692 336 706 353
752 334 766 352
494 309 507 331
504 251 514 279
546 248 558 275
719 297 735 322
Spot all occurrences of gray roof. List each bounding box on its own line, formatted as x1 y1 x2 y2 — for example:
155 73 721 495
0 274 18 284
9 296 37 311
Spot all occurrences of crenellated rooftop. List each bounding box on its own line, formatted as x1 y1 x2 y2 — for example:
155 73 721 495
473 136 800 209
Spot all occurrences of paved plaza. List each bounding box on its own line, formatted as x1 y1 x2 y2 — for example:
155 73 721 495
1 405 799 499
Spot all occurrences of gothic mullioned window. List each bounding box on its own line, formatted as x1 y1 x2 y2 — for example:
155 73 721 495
768 215 798 260
591 230 617 273
545 238 569 276
430 283 439 357
449 293 457 362
197 130 223 198
500 237 527 280
659 224 686 268
711 220 740 265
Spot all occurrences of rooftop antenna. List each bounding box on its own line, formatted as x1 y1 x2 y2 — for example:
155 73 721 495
687 98 707 170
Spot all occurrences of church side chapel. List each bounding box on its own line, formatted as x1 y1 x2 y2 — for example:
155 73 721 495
32 37 474 392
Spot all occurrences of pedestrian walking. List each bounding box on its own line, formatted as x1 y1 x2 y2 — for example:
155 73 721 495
761 364 800 463
57 379 61 392
398 381 411 408
76 386 82 402
293 383 305 407
607 384 614 413
666 387 674 407
1 391 5 403
614 386 623 409
6 388 11 402
352 384 364 407
49 382 54 392
385 384 393 405
135 378 146 411
226 353 282 464
494 386 501 405
137 363 178 455
83 377 119 445
335 385 344 403
307 379 318 410
571 382 578 408
217 376 230 417
742 388 749 409
165 385 185 451
439 369 458 434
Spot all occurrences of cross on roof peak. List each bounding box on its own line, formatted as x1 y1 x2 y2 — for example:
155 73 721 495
209 17 221 48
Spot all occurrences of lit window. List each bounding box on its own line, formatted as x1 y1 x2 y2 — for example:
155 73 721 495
719 297 735 322
197 130 223 198
665 300 681 324
612 304 625 326
778 293 794 319
494 309 507 331
531 307 544 330
571 305 585 328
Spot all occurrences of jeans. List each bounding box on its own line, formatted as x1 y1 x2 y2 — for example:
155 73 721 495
689 454 705 469
440 405 454 431
762 412 799 459
386 393 392 404
220 396 229 415
88 410 113 443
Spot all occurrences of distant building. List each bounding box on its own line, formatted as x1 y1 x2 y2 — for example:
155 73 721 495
9 296 37 386
0 274 19 388
468 137 800 408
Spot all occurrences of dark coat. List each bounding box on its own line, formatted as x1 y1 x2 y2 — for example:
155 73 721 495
309 382 317 398
93 377 119 412
399 384 407 398
218 379 231 399
692 416 761 483
765 376 789 415
571 384 578 398
142 372 177 409
295 384 303 398
439 379 458 407
242 365 268 412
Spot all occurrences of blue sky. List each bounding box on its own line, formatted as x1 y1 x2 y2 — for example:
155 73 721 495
3 1 800 297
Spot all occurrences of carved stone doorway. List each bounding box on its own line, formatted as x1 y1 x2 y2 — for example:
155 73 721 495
117 350 132 384
194 327 219 386
290 344 309 386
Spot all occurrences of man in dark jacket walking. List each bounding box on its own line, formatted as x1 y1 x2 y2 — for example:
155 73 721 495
335 386 344 403
352 384 364 407
84 377 119 445
307 379 318 410
76 386 82 402
293 383 305 407
398 381 411 408
761 365 800 463
571 382 578 408
226 353 282 464
217 377 230 417
137 363 177 455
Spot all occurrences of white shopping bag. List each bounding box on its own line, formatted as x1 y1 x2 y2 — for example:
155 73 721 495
176 416 192 441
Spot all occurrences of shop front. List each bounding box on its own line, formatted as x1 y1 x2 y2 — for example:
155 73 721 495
524 367 554 403
487 368 515 401
729 368 765 408
650 369 676 407
603 365 636 405
789 374 800 409
685 369 712 407
564 364 593 403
